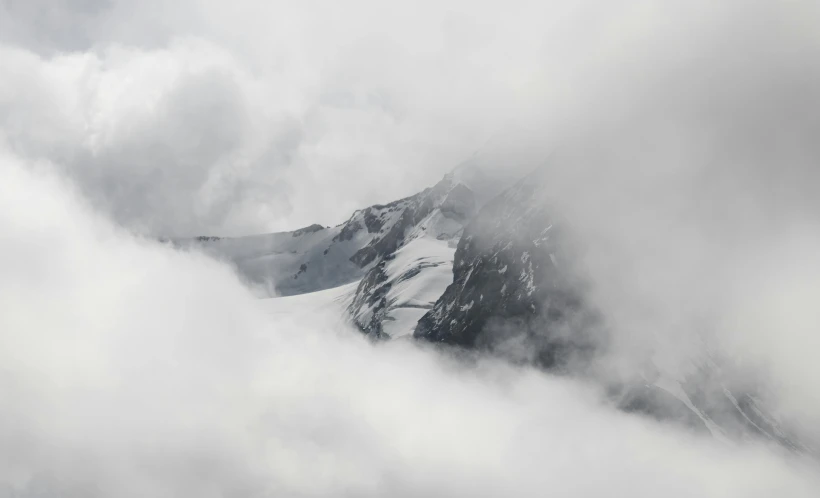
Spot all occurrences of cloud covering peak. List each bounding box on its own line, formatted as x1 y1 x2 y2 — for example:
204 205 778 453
1 148 819 497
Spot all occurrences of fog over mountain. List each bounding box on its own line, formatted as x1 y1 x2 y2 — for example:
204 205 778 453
2 0 820 496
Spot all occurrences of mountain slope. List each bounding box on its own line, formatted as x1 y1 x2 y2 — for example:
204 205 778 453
414 172 598 368
179 162 810 453
177 174 479 341
347 175 476 339
174 176 472 299
412 168 809 451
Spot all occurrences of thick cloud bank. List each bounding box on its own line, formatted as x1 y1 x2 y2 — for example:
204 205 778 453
1 150 819 497
1 0 543 236
523 0 820 442
8 0 816 237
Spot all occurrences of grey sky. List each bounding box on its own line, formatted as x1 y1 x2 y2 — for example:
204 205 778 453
1 0 569 236
7 0 785 237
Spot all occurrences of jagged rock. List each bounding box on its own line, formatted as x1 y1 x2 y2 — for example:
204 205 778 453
347 176 475 338
414 172 599 369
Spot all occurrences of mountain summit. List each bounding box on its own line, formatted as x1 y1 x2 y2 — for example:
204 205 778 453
179 163 810 454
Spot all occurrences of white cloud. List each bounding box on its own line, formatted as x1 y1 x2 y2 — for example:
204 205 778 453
1 148 818 497
1 0 559 236
5 0 765 236
515 0 820 442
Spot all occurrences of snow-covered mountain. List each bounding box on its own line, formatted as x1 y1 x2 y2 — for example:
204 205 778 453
176 173 478 339
179 163 809 453
173 176 464 297
414 169 808 451
415 170 598 368
347 177 475 339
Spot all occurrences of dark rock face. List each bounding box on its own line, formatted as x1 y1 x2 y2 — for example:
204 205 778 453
414 174 599 369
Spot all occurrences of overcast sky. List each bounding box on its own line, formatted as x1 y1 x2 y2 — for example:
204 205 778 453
5 0 777 237
0 0 580 236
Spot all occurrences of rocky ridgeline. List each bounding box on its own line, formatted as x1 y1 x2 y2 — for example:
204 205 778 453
347 175 477 338
185 164 810 452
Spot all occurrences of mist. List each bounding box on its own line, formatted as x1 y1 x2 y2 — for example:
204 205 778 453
521 0 820 444
1 0 547 236
3 0 820 496
0 148 818 497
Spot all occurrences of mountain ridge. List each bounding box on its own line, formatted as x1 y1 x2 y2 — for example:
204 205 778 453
178 163 811 454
